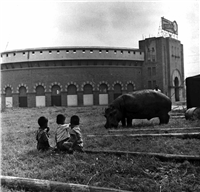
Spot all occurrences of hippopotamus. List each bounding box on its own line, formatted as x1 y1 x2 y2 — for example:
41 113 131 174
104 89 172 128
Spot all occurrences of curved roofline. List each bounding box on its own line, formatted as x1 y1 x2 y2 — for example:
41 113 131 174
1 46 142 54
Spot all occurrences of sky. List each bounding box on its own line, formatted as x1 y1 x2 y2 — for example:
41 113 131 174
0 0 199 77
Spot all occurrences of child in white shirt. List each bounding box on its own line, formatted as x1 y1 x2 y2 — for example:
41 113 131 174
55 114 71 152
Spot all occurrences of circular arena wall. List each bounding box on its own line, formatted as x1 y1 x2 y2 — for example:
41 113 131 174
1 46 144 108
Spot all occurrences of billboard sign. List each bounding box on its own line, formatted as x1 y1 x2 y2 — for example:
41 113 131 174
161 17 178 35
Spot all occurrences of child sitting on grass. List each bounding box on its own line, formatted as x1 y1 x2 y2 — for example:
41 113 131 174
36 116 51 151
67 115 84 152
55 114 71 152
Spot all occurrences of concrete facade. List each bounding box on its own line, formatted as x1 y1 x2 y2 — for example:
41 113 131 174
0 37 185 108
139 37 185 102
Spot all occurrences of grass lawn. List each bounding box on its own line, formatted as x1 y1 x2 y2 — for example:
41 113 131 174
1 106 200 192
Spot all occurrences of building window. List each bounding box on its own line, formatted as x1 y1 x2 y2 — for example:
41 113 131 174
73 50 76 53
147 54 151 61
148 67 151 77
106 50 109 53
114 50 117 54
121 51 123 54
152 47 155 52
99 50 102 53
152 67 156 76
66 50 69 53
152 55 156 62
90 50 93 53
40 51 42 54
148 81 152 89
153 80 156 88
57 50 60 53
82 50 85 53
49 50 52 54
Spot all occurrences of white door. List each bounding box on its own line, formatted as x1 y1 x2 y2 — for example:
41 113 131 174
67 95 78 106
36 96 45 107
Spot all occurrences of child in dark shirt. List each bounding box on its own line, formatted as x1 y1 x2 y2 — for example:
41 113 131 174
36 116 51 151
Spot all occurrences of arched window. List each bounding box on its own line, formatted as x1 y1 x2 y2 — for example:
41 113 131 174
68 85 77 95
51 85 61 106
83 84 93 105
19 86 27 96
84 84 93 94
52 85 61 95
36 85 45 96
99 84 108 94
19 86 27 107
127 83 134 93
36 85 45 107
114 83 122 100
5 87 12 97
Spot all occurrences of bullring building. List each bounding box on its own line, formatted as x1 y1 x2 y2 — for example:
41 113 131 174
0 36 185 108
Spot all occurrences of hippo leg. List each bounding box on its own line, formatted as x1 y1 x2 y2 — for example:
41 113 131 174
165 114 170 124
159 113 170 124
121 118 126 127
127 118 132 127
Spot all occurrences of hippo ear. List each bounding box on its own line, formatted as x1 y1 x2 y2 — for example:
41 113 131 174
110 105 114 109
105 107 108 113
111 109 117 115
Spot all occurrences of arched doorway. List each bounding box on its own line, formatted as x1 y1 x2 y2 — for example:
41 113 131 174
19 86 27 107
174 77 180 101
36 85 45 107
67 84 78 106
114 83 122 100
5 87 13 107
99 83 108 105
83 84 93 106
51 85 61 106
